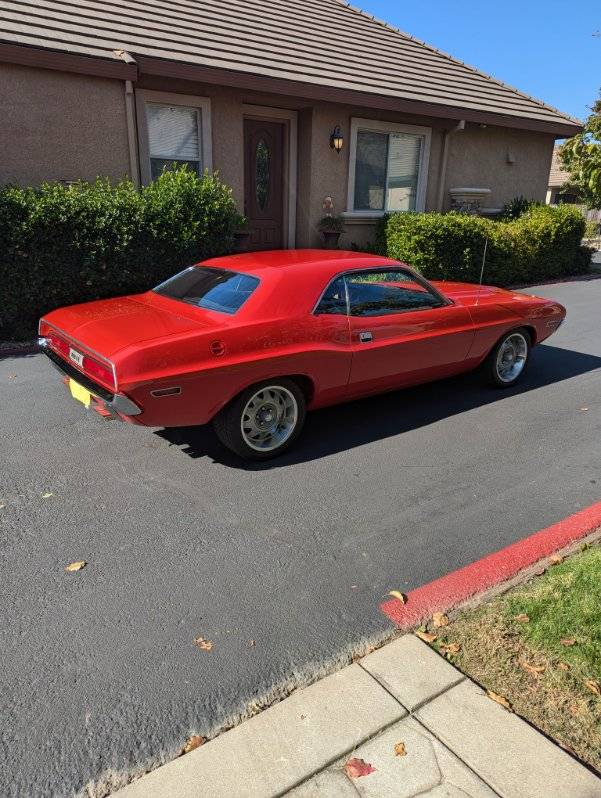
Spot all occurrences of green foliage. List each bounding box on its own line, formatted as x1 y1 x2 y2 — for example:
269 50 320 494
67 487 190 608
0 168 244 340
585 218 600 239
560 92 601 209
500 195 542 220
376 205 590 287
317 214 344 233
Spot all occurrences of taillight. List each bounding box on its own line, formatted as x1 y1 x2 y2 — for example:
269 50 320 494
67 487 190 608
82 355 115 390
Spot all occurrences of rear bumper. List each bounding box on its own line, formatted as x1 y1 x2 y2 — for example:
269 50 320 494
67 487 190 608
40 340 141 418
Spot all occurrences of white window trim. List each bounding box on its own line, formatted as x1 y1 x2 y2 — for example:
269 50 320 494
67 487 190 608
135 89 212 185
243 104 298 248
346 117 431 217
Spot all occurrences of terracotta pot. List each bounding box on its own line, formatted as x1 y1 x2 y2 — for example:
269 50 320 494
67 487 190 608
321 230 341 250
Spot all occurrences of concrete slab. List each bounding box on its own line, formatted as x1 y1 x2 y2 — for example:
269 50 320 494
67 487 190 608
416 680 601 798
287 769 359 797
115 664 406 798
361 636 464 711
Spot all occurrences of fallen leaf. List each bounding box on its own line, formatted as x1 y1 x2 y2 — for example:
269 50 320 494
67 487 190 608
394 741 407 757
41 491 54 499
8 374 17 379
580 407 589 412
441 642 461 655
344 758 375 778
515 613 530 623
415 630 437 644
432 612 449 628
388 590 407 604
194 636 214 651
181 735 205 754
550 554 564 565
65 560 86 572
0 503 5 510
560 638 577 647
249 639 256 647
557 662 571 671
486 690 512 711
533 567 546 577
520 660 545 676
585 680 601 696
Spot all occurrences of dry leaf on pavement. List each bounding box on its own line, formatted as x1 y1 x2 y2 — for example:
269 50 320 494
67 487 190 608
560 638 577 647
486 690 512 711
557 662 571 671
585 680 601 696
194 636 214 651
41 491 54 499
0 503 5 509
388 590 407 604
580 407 589 411
441 642 461 655
432 612 449 628
344 758 375 778
65 560 86 572
515 613 530 623
394 742 407 757
520 660 545 676
415 630 437 644
181 735 205 754
249 639 256 647
550 554 564 565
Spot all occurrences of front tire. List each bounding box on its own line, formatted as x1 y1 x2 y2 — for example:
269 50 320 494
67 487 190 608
213 379 306 460
484 329 531 388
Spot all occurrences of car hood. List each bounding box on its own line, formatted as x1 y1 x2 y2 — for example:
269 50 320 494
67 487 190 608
42 293 211 358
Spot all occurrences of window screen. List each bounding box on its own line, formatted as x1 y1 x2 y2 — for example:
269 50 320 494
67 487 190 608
353 129 424 212
146 104 202 180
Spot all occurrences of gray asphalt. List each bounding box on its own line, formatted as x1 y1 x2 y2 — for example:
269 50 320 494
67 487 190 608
1 278 600 797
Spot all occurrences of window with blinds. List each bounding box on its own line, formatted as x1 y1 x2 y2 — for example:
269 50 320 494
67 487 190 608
146 103 202 180
353 128 424 212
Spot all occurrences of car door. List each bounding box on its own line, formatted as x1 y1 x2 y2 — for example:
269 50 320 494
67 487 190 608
344 268 475 396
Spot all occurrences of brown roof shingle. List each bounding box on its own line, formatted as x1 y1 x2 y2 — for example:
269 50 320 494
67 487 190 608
0 0 582 134
548 145 571 186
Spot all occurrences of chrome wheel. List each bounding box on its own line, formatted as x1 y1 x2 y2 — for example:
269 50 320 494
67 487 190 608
240 385 299 452
495 333 528 383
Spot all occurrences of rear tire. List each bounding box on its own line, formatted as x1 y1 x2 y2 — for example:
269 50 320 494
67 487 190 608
213 379 306 460
483 328 531 388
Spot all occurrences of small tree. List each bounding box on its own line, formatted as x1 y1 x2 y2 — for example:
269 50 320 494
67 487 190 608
560 91 601 209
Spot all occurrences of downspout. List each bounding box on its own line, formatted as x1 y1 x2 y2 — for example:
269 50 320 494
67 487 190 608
436 119 465 211
114 50 140 187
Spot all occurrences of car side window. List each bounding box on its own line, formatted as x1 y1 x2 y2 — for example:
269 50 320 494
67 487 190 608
345 270 443 317
315 276 348 315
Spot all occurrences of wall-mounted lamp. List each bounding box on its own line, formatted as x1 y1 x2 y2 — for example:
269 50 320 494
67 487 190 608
330 125 344 154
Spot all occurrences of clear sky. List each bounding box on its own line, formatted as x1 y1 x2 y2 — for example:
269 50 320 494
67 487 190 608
356 0 600 123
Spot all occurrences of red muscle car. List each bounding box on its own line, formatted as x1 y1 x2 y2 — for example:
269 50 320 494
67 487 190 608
39 250 565 460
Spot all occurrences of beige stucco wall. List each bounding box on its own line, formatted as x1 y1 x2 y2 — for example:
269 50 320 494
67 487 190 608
444 126 556 210
0 63 131 186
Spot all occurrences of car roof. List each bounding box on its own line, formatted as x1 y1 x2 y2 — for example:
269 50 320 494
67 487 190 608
198 250 407 316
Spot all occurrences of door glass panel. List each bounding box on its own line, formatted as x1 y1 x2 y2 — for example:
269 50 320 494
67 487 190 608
346 270 442 316
256 139 270 210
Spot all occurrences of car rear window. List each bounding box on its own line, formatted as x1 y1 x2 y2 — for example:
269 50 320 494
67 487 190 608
153 267 259 314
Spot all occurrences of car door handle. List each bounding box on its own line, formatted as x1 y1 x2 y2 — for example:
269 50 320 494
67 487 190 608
359 331 373 343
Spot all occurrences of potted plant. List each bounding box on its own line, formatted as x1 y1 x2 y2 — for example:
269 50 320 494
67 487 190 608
318 215 344 249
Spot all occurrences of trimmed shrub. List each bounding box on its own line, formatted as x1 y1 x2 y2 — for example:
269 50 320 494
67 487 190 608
376 204 590 287
0 168 243 340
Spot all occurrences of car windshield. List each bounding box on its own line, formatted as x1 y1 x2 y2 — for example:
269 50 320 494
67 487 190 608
153 267 259 314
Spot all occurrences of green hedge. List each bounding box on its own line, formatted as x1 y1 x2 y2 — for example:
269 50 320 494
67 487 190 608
376 205 591 287
0 168 243 340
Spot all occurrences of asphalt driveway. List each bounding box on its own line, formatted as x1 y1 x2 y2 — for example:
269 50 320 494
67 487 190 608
1 278 600 797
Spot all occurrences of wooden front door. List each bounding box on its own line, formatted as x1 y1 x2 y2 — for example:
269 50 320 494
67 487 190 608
244 119 285 250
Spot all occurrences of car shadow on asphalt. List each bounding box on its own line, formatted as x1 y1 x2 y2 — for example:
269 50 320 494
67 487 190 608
154 344 601 470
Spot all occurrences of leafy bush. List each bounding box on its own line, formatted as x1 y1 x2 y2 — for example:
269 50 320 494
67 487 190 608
500 195 542 220
0 168 243 340
376 204 590 287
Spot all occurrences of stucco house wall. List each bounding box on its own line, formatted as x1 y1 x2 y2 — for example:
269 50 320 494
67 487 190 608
0 62 131 186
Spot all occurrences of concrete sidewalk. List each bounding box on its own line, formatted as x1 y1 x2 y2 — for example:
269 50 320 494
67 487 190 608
114 635 600 798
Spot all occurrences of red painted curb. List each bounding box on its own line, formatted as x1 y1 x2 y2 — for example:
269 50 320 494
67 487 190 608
381 501 601 628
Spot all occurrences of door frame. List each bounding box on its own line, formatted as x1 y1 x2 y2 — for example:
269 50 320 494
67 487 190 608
243 104 297 248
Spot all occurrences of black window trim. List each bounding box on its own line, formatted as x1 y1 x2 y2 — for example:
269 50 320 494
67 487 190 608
313 265 451 317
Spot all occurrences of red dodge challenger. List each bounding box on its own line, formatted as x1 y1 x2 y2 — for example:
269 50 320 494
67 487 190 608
39 250 565 460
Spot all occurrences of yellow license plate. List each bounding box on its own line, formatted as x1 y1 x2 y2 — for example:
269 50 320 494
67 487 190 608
69 379 92 408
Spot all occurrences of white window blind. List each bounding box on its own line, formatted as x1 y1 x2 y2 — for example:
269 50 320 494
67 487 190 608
386 133 422 211
146 104 202 179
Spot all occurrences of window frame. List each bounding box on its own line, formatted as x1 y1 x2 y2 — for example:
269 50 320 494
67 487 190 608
345 117 431 218
313 266 450 317
136 90 213 185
